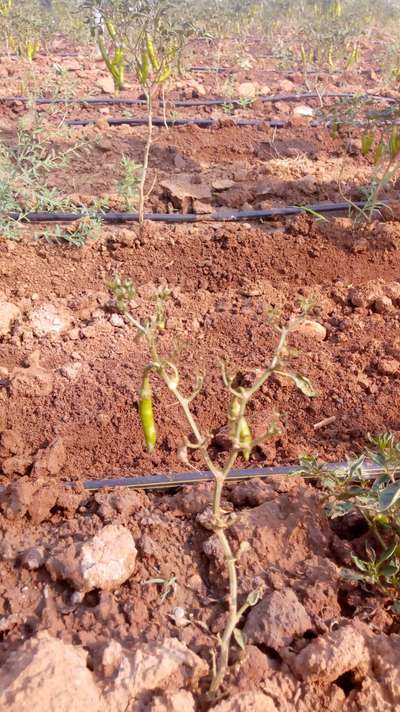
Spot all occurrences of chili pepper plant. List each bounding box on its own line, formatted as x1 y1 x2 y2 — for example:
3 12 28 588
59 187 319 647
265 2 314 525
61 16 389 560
109 277 316 692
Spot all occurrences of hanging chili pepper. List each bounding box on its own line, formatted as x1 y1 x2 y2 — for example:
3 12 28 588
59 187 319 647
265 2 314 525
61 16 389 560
139 372 156 453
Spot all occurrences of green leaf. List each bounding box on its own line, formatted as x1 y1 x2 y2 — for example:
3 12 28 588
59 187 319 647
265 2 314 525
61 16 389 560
378 481 400 512
378 542 398 564
351 555 369 572
380 564 399 578
233 628 246 651
286 372 316 397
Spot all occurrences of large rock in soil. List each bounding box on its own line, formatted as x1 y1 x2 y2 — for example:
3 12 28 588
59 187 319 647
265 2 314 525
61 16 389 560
105 637 207 712
290 623 367 683
0 632 105 712
46 524 137 592
244 587 313 650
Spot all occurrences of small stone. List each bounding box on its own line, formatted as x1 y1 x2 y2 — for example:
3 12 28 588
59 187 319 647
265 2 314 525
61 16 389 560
294 320 326 341
293 105 314 117
96 75 116 94
32 437 66 477
348 288 365 307
0 366 9 377
244 588 312 650
20 547 45 570
110 313 125 328
212 179 235 191
46 524 137 592
30 303 72 337
377 358 399 375
373 296 393 314
60 362 82 381
238 81 258 98
278 79 295 92
0 301 20 336
193 200 214 214
102 640 123 678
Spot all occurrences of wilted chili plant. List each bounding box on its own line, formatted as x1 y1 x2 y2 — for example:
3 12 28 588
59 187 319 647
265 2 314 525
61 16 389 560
109 277 315 692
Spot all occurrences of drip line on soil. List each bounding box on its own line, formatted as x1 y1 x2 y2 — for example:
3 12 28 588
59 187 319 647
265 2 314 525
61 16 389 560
8 200 383 224
66 116 289 128
0 91 396 108
79 461 386 492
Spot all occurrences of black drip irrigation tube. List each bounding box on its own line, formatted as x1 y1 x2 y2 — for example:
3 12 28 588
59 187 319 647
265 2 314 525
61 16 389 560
66 116 289 128
0 91 396 108
79 461 383 492
8 200 387 224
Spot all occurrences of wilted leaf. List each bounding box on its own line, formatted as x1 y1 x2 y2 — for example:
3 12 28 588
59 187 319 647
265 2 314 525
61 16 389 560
286 372 316 397
233 628 246 650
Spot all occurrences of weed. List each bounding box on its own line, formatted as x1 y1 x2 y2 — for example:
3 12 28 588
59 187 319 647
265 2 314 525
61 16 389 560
117 156 142 211
299 433 400 600
35 217 102 247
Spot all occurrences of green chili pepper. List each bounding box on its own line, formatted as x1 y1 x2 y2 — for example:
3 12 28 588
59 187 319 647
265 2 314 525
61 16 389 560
229 397 252 461
159 65 172 83
239 417 252 462
146 34 160 71
139 372 156 453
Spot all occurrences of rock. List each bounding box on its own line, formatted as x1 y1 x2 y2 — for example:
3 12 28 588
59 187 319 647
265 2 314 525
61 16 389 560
294 320 326 341
238 81 258 98
0 301 20 336
1 455 33 476
348 287 365 307
293 105 314 117
19 546 45 570
46 524 137 592
148 690 195 712
110 313 125 328
30 303 72 337
193 200 214 214
373 296 393 313
10 352 54 397
377 358 399 375
212 179 235 191
60 362 82 381
160 174 211 211
278 79 295 92
105 638 207 711
209 691 278 712
0 478 36 519
0 632 105 712
102 640 124 678
28 484 58 524
244 588 313 649
96 75 116 94
32 437 66 477
0 429 25 455
290 624 367 683
260 85 271 95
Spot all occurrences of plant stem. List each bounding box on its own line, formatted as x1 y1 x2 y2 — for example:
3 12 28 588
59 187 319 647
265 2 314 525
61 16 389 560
138 88 153 225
